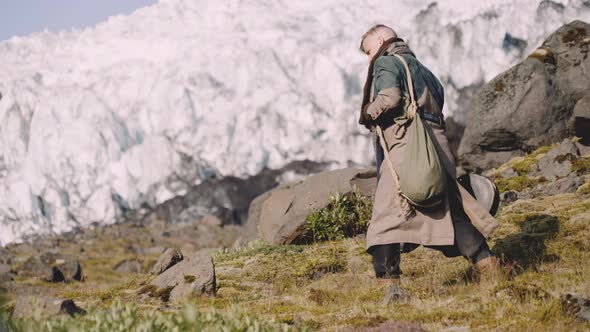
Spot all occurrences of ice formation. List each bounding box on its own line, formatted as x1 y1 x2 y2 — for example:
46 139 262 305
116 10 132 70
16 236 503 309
0 0 589 245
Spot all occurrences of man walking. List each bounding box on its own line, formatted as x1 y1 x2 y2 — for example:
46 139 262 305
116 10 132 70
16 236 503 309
358 24 501 296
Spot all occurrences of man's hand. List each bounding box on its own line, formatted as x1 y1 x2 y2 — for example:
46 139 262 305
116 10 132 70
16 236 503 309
360 102 374 129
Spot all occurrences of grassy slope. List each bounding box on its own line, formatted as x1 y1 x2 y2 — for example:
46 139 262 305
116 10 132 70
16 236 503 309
2 145 590 331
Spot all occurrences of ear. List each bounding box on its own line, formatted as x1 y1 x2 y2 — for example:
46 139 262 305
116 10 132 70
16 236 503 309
378 35 385 45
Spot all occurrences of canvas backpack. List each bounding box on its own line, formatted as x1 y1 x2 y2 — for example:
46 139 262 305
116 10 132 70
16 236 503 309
374 54 447 213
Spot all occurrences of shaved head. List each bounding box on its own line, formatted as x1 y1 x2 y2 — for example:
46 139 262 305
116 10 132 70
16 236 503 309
359 24 398 62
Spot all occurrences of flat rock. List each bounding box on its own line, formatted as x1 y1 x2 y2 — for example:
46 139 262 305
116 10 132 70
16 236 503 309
13 296 86 318
147 250 215 303
150 248 184 275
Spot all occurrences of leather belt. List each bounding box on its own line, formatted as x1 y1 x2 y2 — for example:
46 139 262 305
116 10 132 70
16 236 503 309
419 111 445 127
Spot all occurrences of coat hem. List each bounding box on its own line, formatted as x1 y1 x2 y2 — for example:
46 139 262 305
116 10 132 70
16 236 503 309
365 233 454 251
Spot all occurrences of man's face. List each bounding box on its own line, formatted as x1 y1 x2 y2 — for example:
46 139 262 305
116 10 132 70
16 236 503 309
362 34 385 63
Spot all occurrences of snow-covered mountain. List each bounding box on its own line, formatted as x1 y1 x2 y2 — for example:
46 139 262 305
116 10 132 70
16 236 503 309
1 0 589 245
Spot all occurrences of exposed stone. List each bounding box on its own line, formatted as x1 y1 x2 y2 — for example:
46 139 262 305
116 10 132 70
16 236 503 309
382 284 410 305
573 93 590 144
115 259 143 274
150 248 184 275
55 259 84 281
501 167 518 178
19 251 85 282
16 257 63 282
142 160 328 226
561 293 590 322
501 190 519 204
12 296 86 318
146 250 215 303
459 21 590 172
536 139 580 180
255 167 377 245
541 173 585 195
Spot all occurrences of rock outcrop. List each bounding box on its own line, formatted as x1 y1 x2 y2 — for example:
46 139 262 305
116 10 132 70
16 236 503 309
144 250 215 303
485 138 589 199
16 252 83 282
251 167 377 245
150 248 184 275
459 20 590 172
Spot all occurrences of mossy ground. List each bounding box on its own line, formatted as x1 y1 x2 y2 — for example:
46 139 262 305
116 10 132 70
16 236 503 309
2 144 590 331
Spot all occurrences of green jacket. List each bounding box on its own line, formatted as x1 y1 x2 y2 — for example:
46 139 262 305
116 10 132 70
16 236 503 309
366 42 445 124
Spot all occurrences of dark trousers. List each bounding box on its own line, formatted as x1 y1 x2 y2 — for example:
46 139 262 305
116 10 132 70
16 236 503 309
369 186 492 278
371 124 492 279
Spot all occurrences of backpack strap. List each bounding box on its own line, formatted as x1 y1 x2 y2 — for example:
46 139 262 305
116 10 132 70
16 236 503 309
393 54 418 120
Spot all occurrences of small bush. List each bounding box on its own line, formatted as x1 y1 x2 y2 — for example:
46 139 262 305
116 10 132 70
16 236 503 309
302 189 372 243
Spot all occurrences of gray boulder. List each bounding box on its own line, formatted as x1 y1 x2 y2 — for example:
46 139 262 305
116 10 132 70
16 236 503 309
150 248 183 275
459 20 590 172
146 250 215 303
255 167 376 245
114 259 143 274
13 296 86 318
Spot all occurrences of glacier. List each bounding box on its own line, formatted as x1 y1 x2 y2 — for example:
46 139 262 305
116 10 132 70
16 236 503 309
0 0 589 245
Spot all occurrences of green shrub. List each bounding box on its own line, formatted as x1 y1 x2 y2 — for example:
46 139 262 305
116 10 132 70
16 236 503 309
302 189 372 243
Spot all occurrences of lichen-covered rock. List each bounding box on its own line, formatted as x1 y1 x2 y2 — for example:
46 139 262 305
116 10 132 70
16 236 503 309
459 21 590 172
150 248 184 275
13 296 86 318
146 250 215 303
535 139 580 180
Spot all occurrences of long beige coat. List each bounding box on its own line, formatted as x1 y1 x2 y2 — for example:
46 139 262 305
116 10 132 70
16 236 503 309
365 120 499 250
